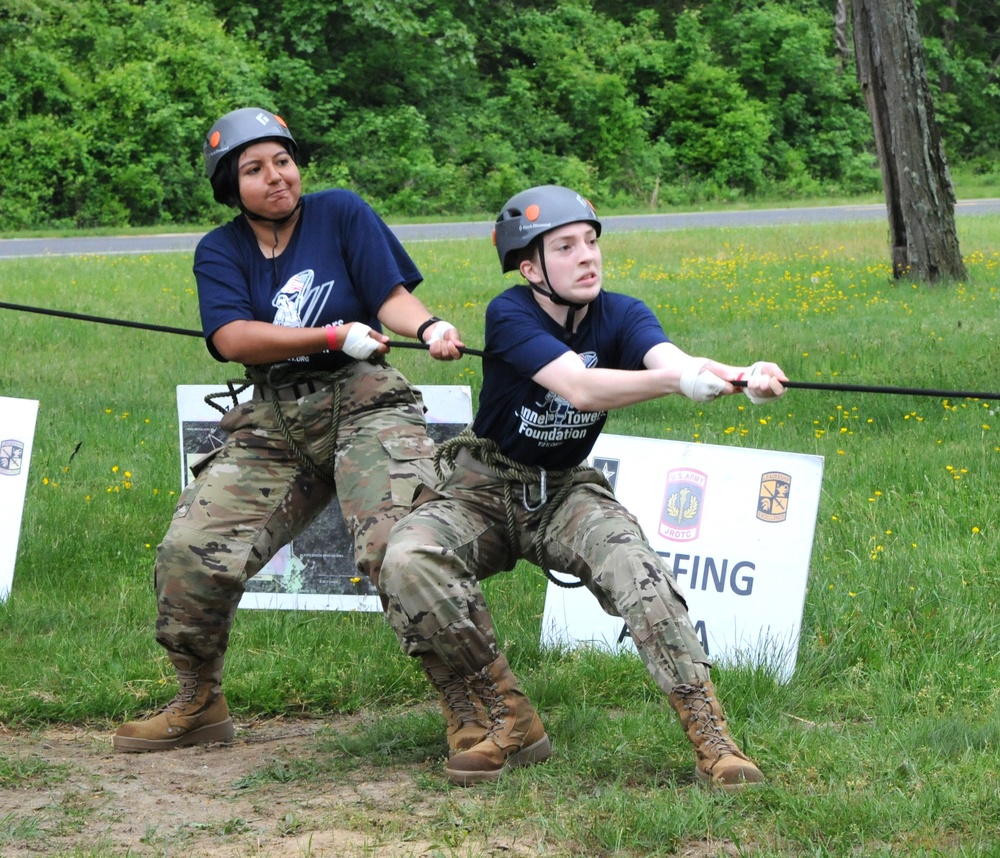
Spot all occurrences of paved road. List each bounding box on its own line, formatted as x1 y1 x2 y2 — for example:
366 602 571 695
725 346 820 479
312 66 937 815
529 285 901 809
1 198 998 259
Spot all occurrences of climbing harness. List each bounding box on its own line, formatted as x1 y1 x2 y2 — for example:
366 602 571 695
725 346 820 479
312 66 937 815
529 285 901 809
434 429 587 588
204 361 355 485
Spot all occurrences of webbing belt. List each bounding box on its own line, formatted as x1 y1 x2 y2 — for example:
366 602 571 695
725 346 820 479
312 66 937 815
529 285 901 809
202 363 350 484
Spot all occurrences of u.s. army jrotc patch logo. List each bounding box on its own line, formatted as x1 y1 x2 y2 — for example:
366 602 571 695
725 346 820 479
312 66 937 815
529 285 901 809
592 457 619 491
658 467 707 542
757 471 791 522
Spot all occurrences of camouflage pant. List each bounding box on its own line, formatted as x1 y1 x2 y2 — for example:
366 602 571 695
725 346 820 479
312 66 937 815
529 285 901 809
381 450 712 693
154 361 437 665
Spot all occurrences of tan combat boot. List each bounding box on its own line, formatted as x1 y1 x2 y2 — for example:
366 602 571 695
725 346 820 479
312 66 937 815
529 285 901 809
421 653 489 756
443 653 551 785
113 655 234 753
668 680 764 791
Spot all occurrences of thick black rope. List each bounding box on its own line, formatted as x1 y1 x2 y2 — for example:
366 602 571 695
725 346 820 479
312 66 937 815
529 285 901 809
729 378 1000 399
0 300 485 356
8 299 998 586
2 300 998 397
0 300 205 337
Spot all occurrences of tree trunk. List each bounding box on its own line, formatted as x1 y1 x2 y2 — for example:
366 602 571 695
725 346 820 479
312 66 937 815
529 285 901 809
851 0 967 282
835 0 850 72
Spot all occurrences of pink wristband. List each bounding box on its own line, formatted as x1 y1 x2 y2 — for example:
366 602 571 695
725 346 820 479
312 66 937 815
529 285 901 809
325 325 340 351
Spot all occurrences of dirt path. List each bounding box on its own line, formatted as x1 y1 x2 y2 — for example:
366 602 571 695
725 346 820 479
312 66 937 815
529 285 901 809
0 716 539 857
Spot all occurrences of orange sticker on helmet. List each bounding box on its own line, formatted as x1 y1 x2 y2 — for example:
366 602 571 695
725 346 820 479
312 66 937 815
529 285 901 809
209 130 221 149
275 115 288 128
491 228 497 246
525 204 540 222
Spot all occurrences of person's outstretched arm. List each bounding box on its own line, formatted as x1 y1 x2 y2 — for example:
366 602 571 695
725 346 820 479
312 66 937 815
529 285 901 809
531 342 786 412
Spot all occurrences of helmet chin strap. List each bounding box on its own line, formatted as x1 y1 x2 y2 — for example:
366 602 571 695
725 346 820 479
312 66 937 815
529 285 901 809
528 245 589 335
239 198 303 289
239 197 303 226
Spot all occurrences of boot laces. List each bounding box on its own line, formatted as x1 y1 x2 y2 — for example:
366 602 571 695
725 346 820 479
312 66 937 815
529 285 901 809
676 684 741 759
427 663 480 725
470 669 510 739
162 668 200 714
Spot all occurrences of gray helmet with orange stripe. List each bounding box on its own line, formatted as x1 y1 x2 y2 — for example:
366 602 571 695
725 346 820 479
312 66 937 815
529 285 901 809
203 108 297 207
492 185 601 273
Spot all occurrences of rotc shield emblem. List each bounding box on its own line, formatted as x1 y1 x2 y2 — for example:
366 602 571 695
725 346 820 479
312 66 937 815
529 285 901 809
757 471 791 522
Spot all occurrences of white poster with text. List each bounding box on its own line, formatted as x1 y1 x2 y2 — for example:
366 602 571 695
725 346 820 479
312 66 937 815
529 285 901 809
0 397 39 602
541 434 823 681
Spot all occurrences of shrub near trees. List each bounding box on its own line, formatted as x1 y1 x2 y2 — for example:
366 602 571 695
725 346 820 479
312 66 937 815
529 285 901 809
0 0 272 228
1 0 997 229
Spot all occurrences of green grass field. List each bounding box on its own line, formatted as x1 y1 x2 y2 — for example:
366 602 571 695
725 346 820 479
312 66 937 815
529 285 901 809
1 215 999 855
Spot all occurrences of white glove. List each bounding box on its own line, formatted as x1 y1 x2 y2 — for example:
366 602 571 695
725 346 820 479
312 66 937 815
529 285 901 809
425 320 456 344
743 361 783 404
342 323 381 360
679 357 727 403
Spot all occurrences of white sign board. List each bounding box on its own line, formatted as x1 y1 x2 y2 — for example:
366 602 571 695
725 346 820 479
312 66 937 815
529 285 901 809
541 434 823 681
0 397 39 602
177 384 473 612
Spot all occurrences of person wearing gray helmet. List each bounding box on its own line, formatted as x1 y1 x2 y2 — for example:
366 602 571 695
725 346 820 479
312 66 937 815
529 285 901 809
379 184 786 789
113 107 467 752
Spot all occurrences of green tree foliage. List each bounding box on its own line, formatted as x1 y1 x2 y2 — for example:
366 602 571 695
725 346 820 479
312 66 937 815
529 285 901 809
473 3 664 206
916 1 1000 163
698 2 878 194
0 0 996 228
207 0 485 214
0 0 270 228
646 10 774 195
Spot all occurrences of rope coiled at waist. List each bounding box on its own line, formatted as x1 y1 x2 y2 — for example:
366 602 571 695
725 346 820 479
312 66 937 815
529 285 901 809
204 362 355 484
434 429 585 587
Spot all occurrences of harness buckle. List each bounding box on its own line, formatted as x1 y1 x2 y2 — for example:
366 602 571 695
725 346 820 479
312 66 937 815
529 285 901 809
265 362 297 389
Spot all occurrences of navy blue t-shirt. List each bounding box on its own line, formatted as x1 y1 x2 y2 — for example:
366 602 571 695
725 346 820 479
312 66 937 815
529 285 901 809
193 188 421 369
471 286 670 469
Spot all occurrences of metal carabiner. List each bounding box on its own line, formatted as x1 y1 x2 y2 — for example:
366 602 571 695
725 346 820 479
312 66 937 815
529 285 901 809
522 468 548 512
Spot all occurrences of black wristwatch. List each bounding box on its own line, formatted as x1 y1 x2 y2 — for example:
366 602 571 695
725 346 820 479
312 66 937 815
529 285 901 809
417 316 441 343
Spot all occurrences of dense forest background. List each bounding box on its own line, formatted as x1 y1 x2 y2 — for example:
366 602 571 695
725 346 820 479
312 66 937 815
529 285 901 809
2 0 998 229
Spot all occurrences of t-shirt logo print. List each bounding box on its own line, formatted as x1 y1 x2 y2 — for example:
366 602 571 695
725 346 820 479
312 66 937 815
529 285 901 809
515 351 603 448
271 269 333 328
535 351 600 427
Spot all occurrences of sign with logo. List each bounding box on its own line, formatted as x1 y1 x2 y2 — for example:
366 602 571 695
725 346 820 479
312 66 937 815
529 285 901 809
541 434 823 681
176 384 472 612
0 397 39 602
